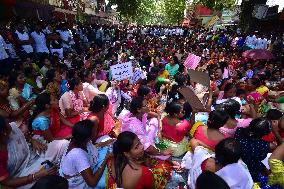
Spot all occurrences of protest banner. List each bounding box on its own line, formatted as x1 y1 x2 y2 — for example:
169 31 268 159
132 68 143 83
179 87 205 110
110 62 133 81
188 69 210 87
205 15 220 29
184 53 201 70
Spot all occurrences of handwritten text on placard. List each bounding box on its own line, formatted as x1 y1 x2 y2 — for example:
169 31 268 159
110 62 133 81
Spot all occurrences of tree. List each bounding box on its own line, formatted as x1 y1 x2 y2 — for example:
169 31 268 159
192 0 237 11
239 0 267 31
161 0 186 25
110 0 186 25
135 0 156 24
109 0 143 21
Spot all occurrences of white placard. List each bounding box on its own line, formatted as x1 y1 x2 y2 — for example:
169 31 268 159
132 68 143 83
110 62 133 81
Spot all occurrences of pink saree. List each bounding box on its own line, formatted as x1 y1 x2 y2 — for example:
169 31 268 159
120 112 159 150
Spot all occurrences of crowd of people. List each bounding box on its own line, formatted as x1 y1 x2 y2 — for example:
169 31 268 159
0 17 284 189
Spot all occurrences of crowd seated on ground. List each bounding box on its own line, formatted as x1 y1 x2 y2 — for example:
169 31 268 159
0 18 283 188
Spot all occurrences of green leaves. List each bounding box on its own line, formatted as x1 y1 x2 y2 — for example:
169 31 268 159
110 0 186 25
109 0 142 21
192 0 237 11
161 0 186 25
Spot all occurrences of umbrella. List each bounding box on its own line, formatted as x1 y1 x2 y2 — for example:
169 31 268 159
242 49 274 60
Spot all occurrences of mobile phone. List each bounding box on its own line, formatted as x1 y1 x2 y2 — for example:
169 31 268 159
41 160 55 170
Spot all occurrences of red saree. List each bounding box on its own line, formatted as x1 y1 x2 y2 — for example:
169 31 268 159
106 158 172 189
50 108 73 138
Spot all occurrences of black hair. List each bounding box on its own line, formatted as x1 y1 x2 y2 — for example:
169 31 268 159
196 171 230 189
30 175 68 189
217 99 241 119
80 69 92 82
272 68 281 76
146 72 157 83
89 94 109 113
174 74 187 87
71 59 84 70
0 115 6 134
168 84 185 102
24 66 34 77
266 109 282 120
129 96 144 115
158 63 165 70
165 102 182 117
215 138 241 167
250 78 261 88
173 55 179 65
182 102 193 120
150 67 159 74
8 71 24 88
45 69 56 86
113 131 137 187
178 63 186 73
39 55 50 64
112 53 118 59
245 118 272 138
236 88 246 97
137 85 150 98
72 120 94 146
215 67 224 74
207 110 229 129
68 78 81 91
224 83 236 93
29 93 51 132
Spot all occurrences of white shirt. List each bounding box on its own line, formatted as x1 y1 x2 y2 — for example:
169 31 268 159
63 60 72 68
57 30 74 48
164 29 169 35
83 82 103 103
257 38 268 49
43 27 52 35
15 30 33 53
31 31 49 53
179 28 184 36
61 142 98 189
62 148 90 175
5 43 17 59
96 28 104 39
245 35 257 48
0 35 9 60
216 162 254 189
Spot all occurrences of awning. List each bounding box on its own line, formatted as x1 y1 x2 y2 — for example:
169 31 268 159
54 7 77 15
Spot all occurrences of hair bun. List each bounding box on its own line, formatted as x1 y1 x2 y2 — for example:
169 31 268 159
112 140 120 155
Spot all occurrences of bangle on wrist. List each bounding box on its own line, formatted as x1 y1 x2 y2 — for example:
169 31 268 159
32 174 36 181
157 148 161 155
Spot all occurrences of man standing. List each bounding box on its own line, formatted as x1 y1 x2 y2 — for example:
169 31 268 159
57 23 75 53
245 33 257 49
31 24 49 60
0 34 10 74
14 23 33 59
